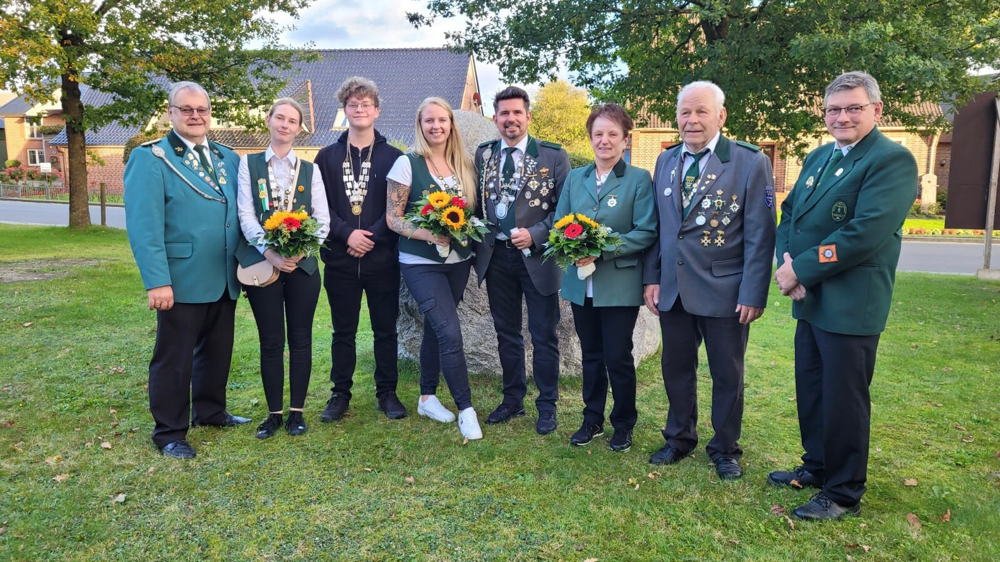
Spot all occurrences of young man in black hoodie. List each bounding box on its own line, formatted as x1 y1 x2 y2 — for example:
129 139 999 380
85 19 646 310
316 76 406 421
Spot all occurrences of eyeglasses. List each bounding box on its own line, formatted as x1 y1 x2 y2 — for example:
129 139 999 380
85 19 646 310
346 102 375 112
171 105 211 117
824 103 874 118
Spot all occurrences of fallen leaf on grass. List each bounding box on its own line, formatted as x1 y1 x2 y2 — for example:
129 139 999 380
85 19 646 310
907 513 921 531
767 456 778 463
903 478 918 486
770 504 786 516
0 527 5 535
584 558 598 562
147 466 155 474
962 435 974 443
113 493 126 503
783 515 795 530
634 483 640 491
995 451 1000 459
53 473 69 483
12 442 23 452
940 509 951 522
404 476 414 483
110 408 117 415
789 479 803 489
587 450 591 455
846 544 871 553
953 423 967 431
22 322 33 327
942 367 952 372
1 420 13 428
85 442 93 448
44 455 63 466
100 442 112 450
363 467 373 472
109 366 125 374
787 396 796 402
647 471 661 480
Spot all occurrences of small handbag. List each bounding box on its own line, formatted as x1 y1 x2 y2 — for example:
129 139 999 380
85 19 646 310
237 261 279 287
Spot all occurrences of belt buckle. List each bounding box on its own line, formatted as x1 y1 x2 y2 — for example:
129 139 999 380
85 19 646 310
503 239 517 249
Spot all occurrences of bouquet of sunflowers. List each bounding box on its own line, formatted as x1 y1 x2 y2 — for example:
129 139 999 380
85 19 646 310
405 189 489 257
259 210 323 258
543 213 621 279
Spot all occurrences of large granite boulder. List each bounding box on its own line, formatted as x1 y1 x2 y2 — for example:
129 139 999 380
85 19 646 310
396 110 662 376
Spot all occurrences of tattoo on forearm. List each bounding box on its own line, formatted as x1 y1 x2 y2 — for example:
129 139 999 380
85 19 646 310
386 179 416 238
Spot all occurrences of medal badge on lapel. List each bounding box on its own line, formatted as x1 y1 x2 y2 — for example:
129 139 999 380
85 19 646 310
607 194 617 208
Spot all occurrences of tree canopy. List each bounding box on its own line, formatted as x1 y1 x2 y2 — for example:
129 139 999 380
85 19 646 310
0 0 313 227
409 0 1000 153
528 80 592 156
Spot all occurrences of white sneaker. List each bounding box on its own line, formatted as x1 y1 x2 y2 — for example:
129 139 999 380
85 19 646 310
417 395 456 423
458 407 483 440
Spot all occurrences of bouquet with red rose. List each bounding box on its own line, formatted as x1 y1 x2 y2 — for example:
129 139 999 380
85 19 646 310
259 210 323 257
542 213 621 279
405 189 489 257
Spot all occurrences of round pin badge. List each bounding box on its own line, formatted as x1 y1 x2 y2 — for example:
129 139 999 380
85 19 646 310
664 187 673 197
695 215 706 226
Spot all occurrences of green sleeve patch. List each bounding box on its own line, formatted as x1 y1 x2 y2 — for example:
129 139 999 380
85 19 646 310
539 140 562 150
735 140 760 152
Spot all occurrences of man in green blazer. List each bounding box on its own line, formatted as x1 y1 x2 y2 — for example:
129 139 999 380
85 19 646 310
771 71 918 520
124 81 250 460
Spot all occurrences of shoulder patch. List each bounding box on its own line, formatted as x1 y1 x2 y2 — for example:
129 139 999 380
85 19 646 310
735 140 760 152
662 142 682 153
478 139 496 148
211 140 234 150
539 140 562 150
139 140 158 147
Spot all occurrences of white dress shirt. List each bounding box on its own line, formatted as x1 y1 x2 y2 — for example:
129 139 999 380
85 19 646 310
237 146 330 254
681 130 722 177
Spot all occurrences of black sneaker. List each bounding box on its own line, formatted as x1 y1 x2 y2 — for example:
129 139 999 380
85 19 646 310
485 403 526 425
377 392 408 419
256 414 282 440
792 492 861 521
320 394 349 422
609 428 633 452
768 465 824 489
286 411 307 436
570 421 604 446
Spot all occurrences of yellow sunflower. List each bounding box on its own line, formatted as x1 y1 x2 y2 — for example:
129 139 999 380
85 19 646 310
554 214 575 230
575 213 599 229
264 211 293 230
441 205 466 229
428 191 451 209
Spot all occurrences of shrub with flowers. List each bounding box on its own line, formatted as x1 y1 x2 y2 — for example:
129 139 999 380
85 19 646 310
259 210 322 258
405 189 489 256
543 213 621 278
1 165 63 184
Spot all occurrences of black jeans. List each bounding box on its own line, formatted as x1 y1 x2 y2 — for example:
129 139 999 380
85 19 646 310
571 298 640 431
244 267 321 412
149 294 236 448
658 297 748 461
400 260 473 410
795 320 880 506
485 245 560 412
324 263 400 400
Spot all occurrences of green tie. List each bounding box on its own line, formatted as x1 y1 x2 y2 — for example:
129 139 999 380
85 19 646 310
682 150 708 219
194 145 218 184
499 147 517 236
817 148 844 188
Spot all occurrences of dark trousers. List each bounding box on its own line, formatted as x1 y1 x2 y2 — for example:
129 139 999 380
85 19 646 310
245 268 321 412
571 298 640 430
324 263 400 400
485 246 560 413
659 297 748 461
795 320 880 506
148 294 236 448
401 260 473 410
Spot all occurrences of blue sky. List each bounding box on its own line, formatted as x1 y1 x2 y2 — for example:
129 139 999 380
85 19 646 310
271 0 536 115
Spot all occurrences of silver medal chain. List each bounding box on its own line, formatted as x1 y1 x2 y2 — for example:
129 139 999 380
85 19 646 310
343 142 374 211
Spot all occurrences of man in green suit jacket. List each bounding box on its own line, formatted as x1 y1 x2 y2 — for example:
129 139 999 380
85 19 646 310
124 81 250 459
771 71 918 520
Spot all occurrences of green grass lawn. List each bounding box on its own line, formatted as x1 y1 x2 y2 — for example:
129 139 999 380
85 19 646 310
1 225 998 560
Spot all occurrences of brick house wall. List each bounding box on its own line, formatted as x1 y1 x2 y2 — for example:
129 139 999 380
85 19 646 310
3 114 64 168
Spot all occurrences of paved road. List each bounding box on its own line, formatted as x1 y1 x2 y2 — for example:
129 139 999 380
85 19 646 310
1 199 996 274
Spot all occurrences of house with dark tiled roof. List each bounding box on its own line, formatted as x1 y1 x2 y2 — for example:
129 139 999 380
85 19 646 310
628 101 949 207
0 87 82 170
7 48 480 193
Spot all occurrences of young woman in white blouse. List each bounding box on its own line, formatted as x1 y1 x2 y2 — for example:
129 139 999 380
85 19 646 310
236 98 330 439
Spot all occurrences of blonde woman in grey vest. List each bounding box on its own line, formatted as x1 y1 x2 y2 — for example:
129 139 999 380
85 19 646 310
386 97 483 440
236 98 330 439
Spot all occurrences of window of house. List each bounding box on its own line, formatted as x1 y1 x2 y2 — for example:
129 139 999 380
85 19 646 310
25 118 42 139
331 109 349 130
27 149 44 166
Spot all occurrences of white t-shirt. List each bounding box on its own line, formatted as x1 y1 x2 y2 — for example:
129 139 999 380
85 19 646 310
387 155 472 265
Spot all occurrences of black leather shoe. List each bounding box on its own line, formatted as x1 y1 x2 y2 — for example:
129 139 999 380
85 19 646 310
792 492 861 521
609 428 633 452
570 421 604 446
536 411 557 435
485 403 526 425
221 412 251 426
377 393 408 420
256 414 282 440
714 457 743 480
286 411 307 436
768 465 824 489
320 394 349 422
160 439 196 459
649 444 692 465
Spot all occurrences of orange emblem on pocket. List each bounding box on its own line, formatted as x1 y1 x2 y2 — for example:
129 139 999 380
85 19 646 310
819 244 837 263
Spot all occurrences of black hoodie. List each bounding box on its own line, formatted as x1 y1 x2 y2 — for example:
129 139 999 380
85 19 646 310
316 129 402 275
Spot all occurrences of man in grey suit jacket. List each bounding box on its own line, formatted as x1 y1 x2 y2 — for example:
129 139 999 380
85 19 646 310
474 86 571 435
643 81 776 479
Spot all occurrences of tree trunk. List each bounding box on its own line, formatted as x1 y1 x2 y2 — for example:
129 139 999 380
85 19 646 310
61 72 90 229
